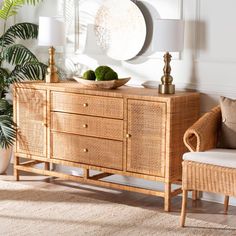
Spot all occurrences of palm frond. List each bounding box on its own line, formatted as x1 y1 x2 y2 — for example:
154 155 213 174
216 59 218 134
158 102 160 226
0 99 12 115
24 0 42 4
0 23 38 47
0 99 8 111
0 0 42 20
9 62 47 82
0 68 10 96
0 68 9 79
0 114 15 149
3 44 38 65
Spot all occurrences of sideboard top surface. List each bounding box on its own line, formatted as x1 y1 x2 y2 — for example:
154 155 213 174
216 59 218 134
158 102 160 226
14 81 199 101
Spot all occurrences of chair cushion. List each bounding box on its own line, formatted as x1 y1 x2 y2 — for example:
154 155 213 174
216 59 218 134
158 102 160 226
183 149 236 168
218 96 236 148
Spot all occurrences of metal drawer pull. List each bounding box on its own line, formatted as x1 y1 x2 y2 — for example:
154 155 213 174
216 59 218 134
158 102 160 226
126 134 131 138
83 148 88 153
83 103 88 107
83 124 88 128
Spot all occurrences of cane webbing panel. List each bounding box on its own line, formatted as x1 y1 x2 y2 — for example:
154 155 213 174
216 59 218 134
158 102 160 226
16 88 47 156
168 95 200 179
51 132 123 170
51 112 123 141
182 161 236 196
51 91 123 119
127 99 166 176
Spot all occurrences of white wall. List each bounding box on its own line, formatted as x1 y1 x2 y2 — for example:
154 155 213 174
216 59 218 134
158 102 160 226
16 0 236 205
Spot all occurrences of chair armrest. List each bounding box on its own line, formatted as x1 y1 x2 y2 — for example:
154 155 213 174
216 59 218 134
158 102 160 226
184 106 221 152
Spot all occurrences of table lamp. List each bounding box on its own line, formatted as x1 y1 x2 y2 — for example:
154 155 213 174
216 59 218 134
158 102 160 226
38 16 65 83
153 19 184 94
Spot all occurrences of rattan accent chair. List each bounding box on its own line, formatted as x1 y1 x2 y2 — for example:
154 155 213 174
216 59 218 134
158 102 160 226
180 105 236 227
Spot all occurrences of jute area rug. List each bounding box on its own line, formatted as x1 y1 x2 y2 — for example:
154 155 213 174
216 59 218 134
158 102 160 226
0 180 235 236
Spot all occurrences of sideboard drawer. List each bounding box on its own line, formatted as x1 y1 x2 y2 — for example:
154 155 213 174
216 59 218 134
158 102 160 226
51 132 123 170
51 91 123 119
51 112 123 140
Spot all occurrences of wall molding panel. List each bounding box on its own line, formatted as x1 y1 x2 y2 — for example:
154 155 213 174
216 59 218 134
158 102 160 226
195 0 236 63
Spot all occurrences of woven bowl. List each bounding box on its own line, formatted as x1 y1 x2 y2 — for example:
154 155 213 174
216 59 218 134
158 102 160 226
73 76 130 89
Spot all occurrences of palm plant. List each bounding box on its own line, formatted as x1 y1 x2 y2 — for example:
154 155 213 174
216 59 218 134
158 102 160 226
0 0 46 148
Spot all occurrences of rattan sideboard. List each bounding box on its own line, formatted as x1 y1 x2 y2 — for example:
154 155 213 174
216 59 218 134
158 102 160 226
13 81 200 211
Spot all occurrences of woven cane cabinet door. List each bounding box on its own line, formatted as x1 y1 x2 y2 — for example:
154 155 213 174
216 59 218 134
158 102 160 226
15 88 47 157
126 99 166 176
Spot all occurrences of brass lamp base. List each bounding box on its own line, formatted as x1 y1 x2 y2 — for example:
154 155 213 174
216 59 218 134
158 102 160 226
159 52 175 94
159 84 175 94
45 46 59 83
45 67 59 83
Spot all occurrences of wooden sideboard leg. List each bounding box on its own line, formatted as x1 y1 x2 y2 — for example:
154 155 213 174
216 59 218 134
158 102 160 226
224 195 229 213
192 190 197 200
14 156 19 181
44 162 50 171
192 190 202 200
164 182 171 212
84 169 89 179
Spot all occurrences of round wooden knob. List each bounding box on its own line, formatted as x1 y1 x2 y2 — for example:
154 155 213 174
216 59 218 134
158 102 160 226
83 148 88 153
83 124 88 128
83 103 88 107
126 134 131 138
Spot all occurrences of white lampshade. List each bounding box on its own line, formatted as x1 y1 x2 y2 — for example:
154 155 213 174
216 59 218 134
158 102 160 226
153 19 184 52
38 16 65 46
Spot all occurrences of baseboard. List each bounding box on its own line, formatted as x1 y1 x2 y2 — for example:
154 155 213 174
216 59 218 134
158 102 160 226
201 192 236 206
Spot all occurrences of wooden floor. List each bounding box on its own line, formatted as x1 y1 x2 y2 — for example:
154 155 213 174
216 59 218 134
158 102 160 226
1 166 236 228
